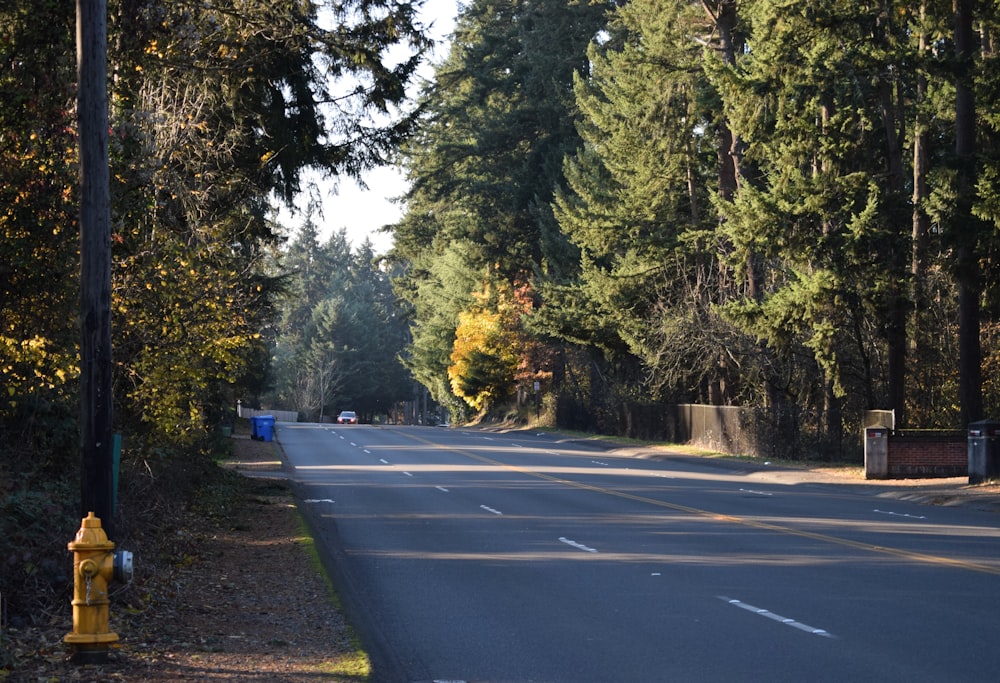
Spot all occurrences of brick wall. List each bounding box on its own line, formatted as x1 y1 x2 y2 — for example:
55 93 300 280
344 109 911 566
887 431 967 478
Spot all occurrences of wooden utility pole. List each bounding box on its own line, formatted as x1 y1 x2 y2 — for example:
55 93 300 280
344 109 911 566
77 0 115 537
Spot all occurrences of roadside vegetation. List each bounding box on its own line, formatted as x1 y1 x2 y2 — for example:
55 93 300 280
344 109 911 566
390 0 1000 443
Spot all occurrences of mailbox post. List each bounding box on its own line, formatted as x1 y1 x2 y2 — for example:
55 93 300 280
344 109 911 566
865 427 890 479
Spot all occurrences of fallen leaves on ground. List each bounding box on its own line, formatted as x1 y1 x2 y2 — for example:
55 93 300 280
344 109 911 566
4 434 367 682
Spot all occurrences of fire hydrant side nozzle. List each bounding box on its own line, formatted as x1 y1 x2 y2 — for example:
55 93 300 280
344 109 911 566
65 511 133 663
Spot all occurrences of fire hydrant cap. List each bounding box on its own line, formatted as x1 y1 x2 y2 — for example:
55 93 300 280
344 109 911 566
68 512 114 551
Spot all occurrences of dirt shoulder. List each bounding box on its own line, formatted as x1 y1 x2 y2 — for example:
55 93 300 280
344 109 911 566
4 434 366 682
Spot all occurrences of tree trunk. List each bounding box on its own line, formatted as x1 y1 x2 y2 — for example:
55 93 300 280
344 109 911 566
954 0 984 426
912 2 930 315
877 63 909 426
910 0 930 423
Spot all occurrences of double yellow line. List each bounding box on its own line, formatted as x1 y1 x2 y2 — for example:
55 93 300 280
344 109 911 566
406 431 1000 576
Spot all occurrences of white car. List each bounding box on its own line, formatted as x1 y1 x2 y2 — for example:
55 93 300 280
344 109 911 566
337 410 358 424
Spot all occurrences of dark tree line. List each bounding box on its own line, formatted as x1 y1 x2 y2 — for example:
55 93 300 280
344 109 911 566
263 218 413 423
390 0 1000 440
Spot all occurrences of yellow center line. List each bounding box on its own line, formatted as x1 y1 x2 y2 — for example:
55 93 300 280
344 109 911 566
405 432 1000 576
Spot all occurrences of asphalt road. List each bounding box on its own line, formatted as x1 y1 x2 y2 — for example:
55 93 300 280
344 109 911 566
279 423 1000 683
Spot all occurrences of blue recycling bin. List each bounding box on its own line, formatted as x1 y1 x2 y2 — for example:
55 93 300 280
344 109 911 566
256 415 275 442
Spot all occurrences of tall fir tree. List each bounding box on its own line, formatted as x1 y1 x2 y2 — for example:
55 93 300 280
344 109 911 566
391 0 611 412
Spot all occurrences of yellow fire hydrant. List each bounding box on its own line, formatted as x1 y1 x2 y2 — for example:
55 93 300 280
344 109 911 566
64 512 133 663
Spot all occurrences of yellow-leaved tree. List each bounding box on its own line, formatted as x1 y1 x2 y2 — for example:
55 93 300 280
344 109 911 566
448 280 533 412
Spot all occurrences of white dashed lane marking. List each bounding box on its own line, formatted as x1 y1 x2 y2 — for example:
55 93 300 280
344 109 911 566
874 509 927 520
721 597 833 638
559 537 598 553
739 488 773 496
